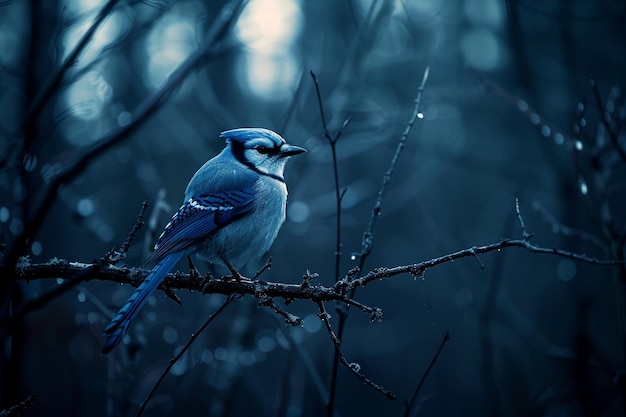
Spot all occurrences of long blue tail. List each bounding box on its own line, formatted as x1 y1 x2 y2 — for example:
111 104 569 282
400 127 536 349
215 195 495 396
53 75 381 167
102 252 183 354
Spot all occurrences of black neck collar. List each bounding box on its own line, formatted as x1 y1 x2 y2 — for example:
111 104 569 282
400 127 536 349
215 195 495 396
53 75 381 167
229 141 285 183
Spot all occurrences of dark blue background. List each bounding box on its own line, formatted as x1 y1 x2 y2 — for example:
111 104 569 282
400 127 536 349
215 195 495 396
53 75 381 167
1 0 625 416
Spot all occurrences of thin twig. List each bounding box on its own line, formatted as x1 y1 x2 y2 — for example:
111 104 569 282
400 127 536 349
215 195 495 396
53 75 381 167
258 296 303 326
469 248 486 270
60 2 174 92
360 66 429 260
310 71 331 142
404 332 450 417
515 198 533 241
316 301 396 401
478 199 516 417
310 70 352 287
480 75 578 150
276 324 329 404
0 394 36 417
590 77 626 161
339 297 383 323
103 201 149 264
145 189 171 258
135 294 237 417
253 257 273 280
346 237 621 290
119 201 149 258
533 201 605 249
311 69 350 416
21 0 121 138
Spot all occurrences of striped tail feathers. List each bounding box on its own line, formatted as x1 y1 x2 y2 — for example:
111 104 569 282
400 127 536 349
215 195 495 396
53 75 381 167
102 252 183 354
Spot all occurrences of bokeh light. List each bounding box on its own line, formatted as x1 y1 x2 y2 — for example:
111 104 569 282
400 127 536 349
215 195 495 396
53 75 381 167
235 0 303 101
236 52 300 101
0 207 9 223
235 0 302 53
61 6 129 67
0 3 25 69
460 28 503 71
63 70 113 123
461 0 505 71
145 18 196 90
557 259 576 282
464 0 505 28
287 200 310 223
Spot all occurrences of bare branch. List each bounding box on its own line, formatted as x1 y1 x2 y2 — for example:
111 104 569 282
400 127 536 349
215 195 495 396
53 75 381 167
253 257 273 280
533 201 605 249
16 236 621 300
0 394 36 417
515 198 534 241
21 0 121 135
258 296 303 326
316 301 396 401
310 70 332 142
405 332 450 417
103 201 149 264
359 66 429 260
469 248 486 270
145 189 171 257
347 238 620 291
590 76 626 161
135 294 237 417
310 70 350 286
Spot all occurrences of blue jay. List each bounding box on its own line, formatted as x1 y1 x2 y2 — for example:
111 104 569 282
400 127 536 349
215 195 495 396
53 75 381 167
102 128 305 354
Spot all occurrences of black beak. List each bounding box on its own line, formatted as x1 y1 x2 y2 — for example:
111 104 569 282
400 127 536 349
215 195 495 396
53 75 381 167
279 144 307 157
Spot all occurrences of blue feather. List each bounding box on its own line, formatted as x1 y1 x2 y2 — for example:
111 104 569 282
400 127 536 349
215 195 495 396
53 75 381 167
102 252 182 354
144 190 256 265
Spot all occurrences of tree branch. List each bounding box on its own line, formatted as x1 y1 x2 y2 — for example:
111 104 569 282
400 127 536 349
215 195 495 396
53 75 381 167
0 395 36 417
19 0 121 147
359 66 429 260
316 301 396 401
404 332 450 417
15 238 622 309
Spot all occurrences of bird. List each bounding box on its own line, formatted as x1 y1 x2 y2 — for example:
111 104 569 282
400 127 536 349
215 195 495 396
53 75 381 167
102 128 306 354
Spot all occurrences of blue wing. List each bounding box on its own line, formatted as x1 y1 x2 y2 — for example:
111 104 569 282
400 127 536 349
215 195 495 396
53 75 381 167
144 188 257 265
102 186 257 354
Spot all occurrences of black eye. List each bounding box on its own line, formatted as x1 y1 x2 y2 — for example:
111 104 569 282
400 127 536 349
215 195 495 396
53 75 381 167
255 146 273 154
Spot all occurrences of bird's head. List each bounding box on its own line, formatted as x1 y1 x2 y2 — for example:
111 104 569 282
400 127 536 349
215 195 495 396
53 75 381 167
221 128 306 180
